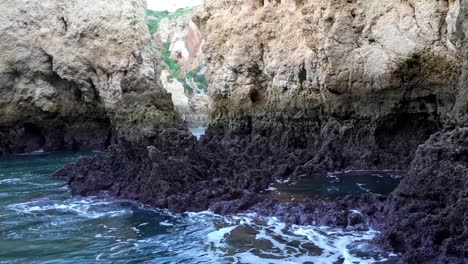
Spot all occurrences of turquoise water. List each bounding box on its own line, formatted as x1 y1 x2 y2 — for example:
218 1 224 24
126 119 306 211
0 152 398 263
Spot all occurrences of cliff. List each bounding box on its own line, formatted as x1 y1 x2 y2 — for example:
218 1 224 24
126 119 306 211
5 0 463 262
200 0 463 170
156 8 206 77
198 0 467 261
0 0 190 154
380 2 468 261
148 7 211 127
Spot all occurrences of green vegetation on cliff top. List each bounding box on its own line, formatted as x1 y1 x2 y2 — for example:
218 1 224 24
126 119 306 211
155 43 207 94
147 7 193 34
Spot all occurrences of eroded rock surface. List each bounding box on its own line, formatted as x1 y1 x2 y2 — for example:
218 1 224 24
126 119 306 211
197 0 467 261
200 0 463 170
159 69 211 127
0 0 172 154
152 7 211 127
156 7 206 76
381 128 468 262
380 2 468 261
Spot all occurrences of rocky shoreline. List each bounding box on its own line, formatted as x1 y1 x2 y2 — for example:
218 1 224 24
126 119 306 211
55 123 467 262
1 0 467 263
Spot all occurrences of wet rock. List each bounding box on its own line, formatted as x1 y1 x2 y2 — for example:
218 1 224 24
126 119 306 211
380 128 468 262
378 4 468 261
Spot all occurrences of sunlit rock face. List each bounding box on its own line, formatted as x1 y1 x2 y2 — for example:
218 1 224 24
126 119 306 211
0 0 179 154
200 0 464 170
160 70 191 113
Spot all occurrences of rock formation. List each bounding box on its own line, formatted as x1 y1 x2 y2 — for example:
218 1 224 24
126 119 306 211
159 69 211 127
197 0 467 261
160 70 191 113
156 10 206 77
3 0 466 262
380 2 468 261
200 0 463 170
0 0 184 154
151 7 211 127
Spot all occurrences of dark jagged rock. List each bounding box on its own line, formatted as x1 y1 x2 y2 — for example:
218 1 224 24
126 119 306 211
380 128 468 262
378 2 468 260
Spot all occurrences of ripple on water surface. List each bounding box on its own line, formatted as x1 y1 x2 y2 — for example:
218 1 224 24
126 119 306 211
0 152 398 263
268 170 404 202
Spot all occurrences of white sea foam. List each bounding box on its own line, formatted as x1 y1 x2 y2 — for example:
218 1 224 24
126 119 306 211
207 226 237 247
8 197 131 219
276 178 290 183
4 194 396 263
0 178 21 184
15 149 47 156
193 212 396 263
390 174 402 179
159 221 174 226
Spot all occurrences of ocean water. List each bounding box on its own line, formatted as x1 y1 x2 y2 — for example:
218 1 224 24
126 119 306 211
269 170 403 202
189 127 206 140
0 152 399 263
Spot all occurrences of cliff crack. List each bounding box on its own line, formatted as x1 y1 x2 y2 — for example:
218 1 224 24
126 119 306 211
60 16 68 32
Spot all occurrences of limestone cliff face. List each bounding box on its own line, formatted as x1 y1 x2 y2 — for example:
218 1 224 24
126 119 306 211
160 70 211 126
152 7 211 127
156 8 206 76
0 0 186 154
199 0 467 261
200 0 464 169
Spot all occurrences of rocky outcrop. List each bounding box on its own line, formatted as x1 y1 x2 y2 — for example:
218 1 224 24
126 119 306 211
380 2 468 261
14 0 464 262
160 70 191 113
0 0 174 154
159 69 211 127
380 128 468 262
197 0 467 261
200 0 462 169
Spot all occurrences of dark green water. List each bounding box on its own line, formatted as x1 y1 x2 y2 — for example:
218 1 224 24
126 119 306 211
269 171 403 201
0 152 398 263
